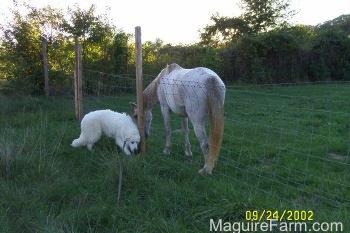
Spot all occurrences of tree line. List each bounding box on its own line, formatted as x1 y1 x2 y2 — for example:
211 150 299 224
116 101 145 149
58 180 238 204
0 1 349 94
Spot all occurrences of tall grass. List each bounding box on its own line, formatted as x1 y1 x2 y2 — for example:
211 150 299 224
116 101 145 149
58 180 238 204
0 84 349 232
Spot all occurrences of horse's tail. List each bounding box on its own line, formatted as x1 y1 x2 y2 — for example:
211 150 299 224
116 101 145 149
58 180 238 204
200 76 225 175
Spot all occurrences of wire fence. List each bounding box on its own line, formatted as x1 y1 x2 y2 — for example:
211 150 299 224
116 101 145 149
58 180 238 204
220 85 350 207
81 69 350 209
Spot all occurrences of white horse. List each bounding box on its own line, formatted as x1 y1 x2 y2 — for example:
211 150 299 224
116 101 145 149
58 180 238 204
131 63 225 175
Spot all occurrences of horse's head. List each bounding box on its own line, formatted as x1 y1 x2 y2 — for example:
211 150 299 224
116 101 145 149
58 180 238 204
129 102 152 139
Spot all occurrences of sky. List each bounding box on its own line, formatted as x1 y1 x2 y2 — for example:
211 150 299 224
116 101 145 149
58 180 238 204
1 0 350 45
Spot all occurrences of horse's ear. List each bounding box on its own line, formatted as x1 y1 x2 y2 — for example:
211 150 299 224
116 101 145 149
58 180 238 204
129 102 137 109
129 102 138 119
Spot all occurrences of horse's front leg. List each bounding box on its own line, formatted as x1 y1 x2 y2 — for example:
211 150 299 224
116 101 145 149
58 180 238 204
182 117 192 156
161 106 172 155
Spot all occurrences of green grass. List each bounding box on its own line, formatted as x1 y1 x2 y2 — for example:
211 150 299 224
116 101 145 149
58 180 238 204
0 83 349 232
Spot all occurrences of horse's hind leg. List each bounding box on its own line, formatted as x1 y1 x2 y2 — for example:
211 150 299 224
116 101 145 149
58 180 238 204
192 123 209 169
193 124 209 155
182 117 192 156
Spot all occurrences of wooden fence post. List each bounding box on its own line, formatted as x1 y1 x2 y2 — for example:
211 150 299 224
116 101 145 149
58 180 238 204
135 26 146 154
42 39 49 97
74 39 83 122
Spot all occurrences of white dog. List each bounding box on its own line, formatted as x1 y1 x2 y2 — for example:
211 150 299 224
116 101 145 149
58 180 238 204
71 110 140 155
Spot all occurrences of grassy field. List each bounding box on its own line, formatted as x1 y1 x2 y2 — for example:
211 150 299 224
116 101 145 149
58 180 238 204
0 83 349 232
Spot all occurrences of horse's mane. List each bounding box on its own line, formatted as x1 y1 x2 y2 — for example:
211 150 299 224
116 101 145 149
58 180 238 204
143 79 158 110
143 63 182 110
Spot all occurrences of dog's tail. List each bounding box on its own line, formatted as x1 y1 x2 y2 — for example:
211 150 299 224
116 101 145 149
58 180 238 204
71 136 85 148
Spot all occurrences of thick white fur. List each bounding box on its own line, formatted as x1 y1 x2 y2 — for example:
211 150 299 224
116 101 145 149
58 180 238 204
71 110 140 155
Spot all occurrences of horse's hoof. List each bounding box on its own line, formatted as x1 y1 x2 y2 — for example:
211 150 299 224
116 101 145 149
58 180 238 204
185 151 192 157
163 148 171 155
199 168 212 176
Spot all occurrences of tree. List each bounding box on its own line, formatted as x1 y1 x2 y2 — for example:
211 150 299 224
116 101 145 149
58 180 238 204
309 27 350 81
317 14 350 34
200 0 296 45
63 4 97 41
1 11 44 93
63 4 115 72
113 32 130 74
200 14 250 46
0 4 77 94
27 5 65 43
242 0 294 33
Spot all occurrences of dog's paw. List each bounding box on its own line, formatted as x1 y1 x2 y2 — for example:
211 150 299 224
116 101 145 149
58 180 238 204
87 144 93 151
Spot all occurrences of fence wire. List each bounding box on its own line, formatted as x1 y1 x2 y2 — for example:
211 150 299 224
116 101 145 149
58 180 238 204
81 69 350 209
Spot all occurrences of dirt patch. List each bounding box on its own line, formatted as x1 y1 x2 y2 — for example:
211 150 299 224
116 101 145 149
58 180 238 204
328 152 348 161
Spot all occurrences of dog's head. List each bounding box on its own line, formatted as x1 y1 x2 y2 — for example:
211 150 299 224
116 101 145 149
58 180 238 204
123 135 140 155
